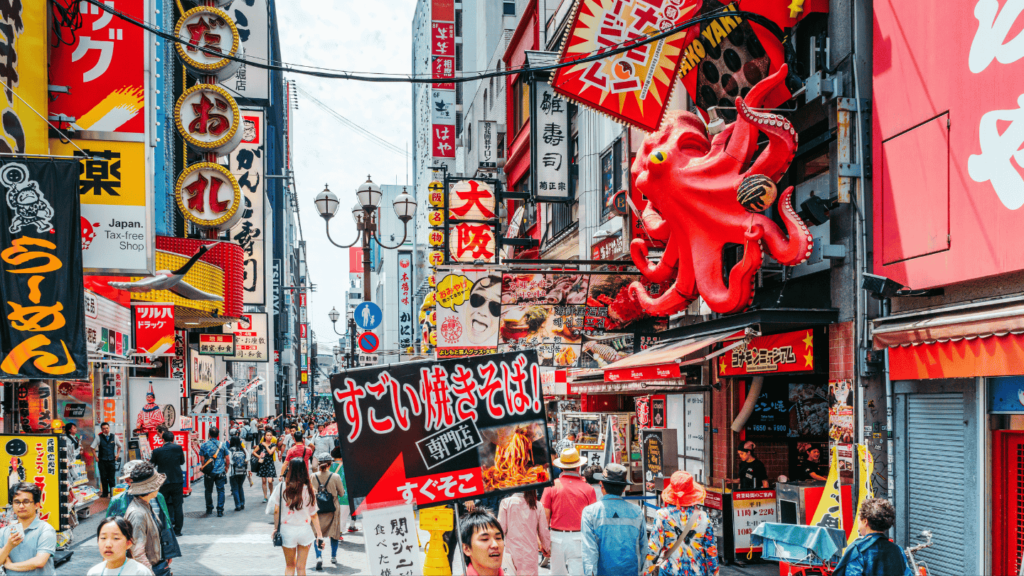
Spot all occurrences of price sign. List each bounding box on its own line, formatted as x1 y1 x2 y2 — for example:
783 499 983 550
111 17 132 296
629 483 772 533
732 490 777 552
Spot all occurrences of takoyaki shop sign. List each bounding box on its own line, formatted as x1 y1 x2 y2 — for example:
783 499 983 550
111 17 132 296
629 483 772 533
718 329 817 376
331 350 553 510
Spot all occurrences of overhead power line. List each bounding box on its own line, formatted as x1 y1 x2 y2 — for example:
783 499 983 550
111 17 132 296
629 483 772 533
295 86 409 159
78 0 783 84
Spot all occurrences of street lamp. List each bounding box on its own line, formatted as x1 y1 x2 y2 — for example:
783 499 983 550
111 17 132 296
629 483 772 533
314 176 417 302
329 307 359 368
328 307 340 327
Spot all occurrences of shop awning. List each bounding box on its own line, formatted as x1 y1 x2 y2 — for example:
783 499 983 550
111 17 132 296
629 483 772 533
871 295 1024 348
601 328 753 383
571 381 711 394
872 295 1024 379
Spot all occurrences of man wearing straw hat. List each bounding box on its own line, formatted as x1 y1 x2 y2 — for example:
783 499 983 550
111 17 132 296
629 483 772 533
643 471 718 576
541 447 597 576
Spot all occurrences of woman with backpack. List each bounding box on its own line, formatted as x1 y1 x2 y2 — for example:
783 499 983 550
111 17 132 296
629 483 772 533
311 452 345 571
228 435 249 512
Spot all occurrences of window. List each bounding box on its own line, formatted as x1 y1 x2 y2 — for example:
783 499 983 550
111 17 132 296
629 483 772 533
483 89 488 115
456 83 463 105
456 111 463 137
467 122 472 153
600 139 621 221
513 77 530 132
497 132 505 158
455 44 462 72
503 1 516 15
455 9 462 37
489 78 495 109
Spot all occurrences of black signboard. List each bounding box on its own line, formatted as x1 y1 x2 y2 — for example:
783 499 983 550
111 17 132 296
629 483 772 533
642 429 664 481
651 397 666 428
745 381 829 438
331 350 552 509
0 160 87 379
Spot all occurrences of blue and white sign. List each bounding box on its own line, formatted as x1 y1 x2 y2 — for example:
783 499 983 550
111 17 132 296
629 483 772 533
990 376 1024 413
354 302 382 331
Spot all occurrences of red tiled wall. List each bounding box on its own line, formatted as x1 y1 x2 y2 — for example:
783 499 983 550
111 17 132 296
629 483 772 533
711 379 733 482
829 322 854 381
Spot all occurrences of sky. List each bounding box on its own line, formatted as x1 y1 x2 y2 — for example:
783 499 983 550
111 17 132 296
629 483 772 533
277 1 419 353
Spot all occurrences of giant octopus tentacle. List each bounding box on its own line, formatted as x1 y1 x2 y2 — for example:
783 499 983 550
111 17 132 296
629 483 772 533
750 187 814 266
690 231 765 315
737 96 798 181
631 234 679 283
724 64 792 171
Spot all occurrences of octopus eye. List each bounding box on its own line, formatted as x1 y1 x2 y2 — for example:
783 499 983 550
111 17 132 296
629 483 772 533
649 150 667 164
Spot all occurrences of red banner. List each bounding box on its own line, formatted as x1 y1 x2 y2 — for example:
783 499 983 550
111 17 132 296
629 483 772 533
48 0 146 134
606 364 681 382
718 329 815 376
431 22 455 56
133 303 175 357
432 124 455 157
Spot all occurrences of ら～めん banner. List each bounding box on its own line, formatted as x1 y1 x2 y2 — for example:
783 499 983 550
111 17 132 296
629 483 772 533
550 0 703 132
0 159 88 379
331 350 552 510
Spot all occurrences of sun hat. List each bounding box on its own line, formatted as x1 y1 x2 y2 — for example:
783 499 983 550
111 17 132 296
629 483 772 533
594 463 630 485
661 471 706 508
119 460 144 481
128 468 166 495
552 447 584 469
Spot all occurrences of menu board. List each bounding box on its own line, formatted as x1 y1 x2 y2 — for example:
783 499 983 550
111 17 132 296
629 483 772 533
641 429 664 481
683 393 705 460
732 490 777 552
744 382 828 438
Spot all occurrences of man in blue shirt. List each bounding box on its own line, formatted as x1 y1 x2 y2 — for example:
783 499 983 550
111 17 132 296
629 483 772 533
199 427 232 517
834 498 913 576
0 482 56 575
581 463 645 576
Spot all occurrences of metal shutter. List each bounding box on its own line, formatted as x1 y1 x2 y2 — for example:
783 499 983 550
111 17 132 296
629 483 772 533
906 393 964 576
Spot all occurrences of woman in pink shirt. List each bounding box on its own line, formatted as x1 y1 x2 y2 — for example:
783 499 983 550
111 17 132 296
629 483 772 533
498 490 551 576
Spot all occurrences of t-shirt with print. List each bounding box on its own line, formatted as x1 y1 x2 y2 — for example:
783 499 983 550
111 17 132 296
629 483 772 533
739 458 768 490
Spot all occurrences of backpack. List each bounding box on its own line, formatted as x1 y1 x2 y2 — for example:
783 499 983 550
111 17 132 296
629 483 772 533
230 448 247 476
314 473 337 514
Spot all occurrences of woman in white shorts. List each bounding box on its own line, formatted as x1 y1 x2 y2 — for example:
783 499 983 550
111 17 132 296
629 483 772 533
267 457 325 575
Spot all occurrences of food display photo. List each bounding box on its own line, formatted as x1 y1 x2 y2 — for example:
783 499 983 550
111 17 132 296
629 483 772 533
477 420 551 493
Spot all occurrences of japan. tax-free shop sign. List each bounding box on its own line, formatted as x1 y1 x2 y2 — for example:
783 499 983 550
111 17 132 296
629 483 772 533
330 350 552 510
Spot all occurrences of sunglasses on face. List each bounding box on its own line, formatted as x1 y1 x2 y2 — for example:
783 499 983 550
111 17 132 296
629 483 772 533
470 293 501 317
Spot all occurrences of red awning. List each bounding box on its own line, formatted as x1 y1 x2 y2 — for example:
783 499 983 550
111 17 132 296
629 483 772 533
602 328 752 383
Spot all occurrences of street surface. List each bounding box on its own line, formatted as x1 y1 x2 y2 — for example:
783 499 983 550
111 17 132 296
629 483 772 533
59 479 776 575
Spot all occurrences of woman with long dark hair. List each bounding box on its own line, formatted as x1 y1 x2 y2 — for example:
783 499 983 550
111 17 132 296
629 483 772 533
498 489 550 576
88 517 154 575
253 430 278 502
266 458 324 576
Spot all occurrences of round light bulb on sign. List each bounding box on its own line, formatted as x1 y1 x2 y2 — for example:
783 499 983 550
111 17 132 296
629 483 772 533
174 162 243 230
428 274 436 288
174 84 243 155
428 209 444 228
429 330 437 346
428 230 444 247
429 250 445 267
174 7 242 80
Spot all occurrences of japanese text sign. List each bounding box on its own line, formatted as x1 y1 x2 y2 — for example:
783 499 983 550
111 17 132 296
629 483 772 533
85 290 131 358
449 223 497 263
229 111 266 304
48 0 145 135
173 330 189 398
398 253 414 348
133 303 175 357
363 504 423 576
0 160 88 379
551 0 702 132
532 82 571 200
190 350 216 392
448 179 496 221
224 313 269 362
199 334 235 356
477 120 497 169
0 1 48 154
51 139 152 275
718 329 815 376
432 124 455 158
223 0 270 101
431 90 456 123
431 22 455 56
0 435 64 531
331 350 552 509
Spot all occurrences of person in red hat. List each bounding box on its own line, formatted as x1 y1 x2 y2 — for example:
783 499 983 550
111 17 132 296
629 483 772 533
643 471 718 576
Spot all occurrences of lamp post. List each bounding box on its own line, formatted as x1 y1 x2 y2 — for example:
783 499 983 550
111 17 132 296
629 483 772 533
329 307 359 368
314 176 417 303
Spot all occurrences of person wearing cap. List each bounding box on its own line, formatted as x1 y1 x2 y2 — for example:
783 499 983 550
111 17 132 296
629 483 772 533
136 386 166 436
728 441 768 490
580 463 645 576
644 471 718 576
541 447 597 576
123 463 169 575
311 452 345 570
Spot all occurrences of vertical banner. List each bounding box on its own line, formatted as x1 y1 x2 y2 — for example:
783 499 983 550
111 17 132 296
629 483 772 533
97 368 126 443
230 111 266 305
0 1 48 153
0 160 88 379
49 140 152 274
398 252 414 349
431 0 455 160
48 0 145 135
224 0 270 101
531 82 571 200
477 120 497 170
225 313 269 362
172 330 189 398
133 303 176 357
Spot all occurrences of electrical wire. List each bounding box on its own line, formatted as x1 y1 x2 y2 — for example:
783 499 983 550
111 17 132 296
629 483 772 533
50 0 83 47
295 86 409 158
77 0 784 84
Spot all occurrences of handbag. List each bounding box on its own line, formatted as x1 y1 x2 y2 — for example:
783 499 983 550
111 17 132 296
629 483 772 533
272 486 283 547
314 473 337 514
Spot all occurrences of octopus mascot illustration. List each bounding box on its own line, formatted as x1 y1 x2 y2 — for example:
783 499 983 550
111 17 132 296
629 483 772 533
629 65 813 315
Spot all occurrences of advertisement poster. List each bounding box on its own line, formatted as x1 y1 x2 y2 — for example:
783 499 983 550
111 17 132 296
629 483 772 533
190 349 216 392
828 379 854 444
641 429 664 481
133 303 175 356
85 289 131 358
435 270 501 358
224 313 269 362
363 504 422 576
128 378 182 434
229 111 266 305
0 435 64 531
52 140 152 275
743 382 828 438
56 380 96 481
0 160 88 380
17 381 55 433
331 350 550 509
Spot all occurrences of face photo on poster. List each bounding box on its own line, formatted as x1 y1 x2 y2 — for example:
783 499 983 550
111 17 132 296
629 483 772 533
435 270 502 357
128 379 182 434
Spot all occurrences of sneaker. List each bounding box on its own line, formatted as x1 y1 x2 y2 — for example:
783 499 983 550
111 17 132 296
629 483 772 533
315 560 323 571
347 526 357 533
217 511 224 517
234 506 241 511
331 557 338 565
206 509 213 515
262 498 268 503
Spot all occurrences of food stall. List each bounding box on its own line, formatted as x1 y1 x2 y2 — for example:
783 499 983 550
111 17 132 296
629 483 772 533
561 411 644 487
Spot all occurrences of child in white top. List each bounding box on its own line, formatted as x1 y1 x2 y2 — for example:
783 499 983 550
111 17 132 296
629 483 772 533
87 517 154 576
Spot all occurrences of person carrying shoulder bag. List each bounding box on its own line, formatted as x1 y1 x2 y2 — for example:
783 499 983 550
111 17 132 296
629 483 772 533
198 427 231 517
643 471 718 576
311 453 345 571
